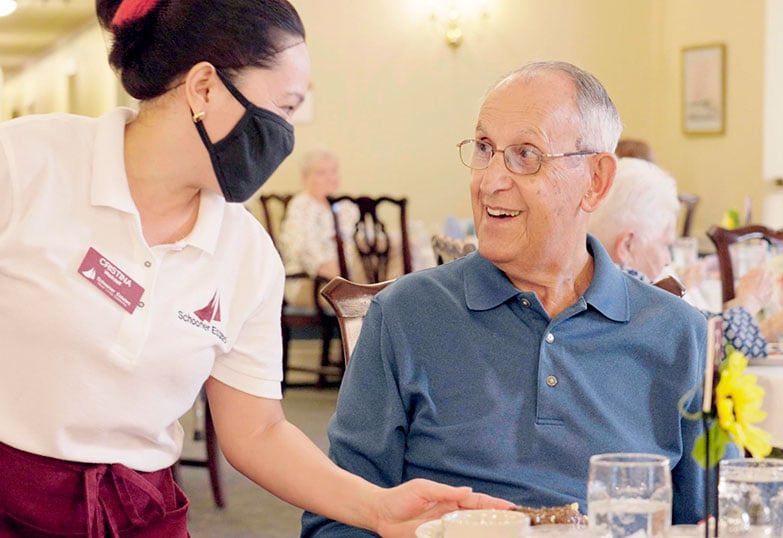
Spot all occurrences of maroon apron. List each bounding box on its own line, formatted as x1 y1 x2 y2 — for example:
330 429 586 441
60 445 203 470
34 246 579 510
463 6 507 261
0 441 189 537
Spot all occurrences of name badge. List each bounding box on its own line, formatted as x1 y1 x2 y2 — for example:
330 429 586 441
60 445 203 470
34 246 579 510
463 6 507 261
78 247 145 314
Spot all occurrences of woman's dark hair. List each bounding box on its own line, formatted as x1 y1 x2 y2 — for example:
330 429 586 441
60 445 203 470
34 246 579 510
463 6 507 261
96 0 305 100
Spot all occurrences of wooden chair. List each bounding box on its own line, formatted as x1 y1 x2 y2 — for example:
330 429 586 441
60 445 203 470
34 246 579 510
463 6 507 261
653 275 686 298
319 277 394 365
706 224 783 303
258 193 341 389
174 392 224 508
328 195 413 283
431 234 477 265
677 193 700 237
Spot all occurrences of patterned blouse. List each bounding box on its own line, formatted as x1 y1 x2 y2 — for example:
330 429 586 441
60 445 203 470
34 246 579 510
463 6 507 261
278 193 359 307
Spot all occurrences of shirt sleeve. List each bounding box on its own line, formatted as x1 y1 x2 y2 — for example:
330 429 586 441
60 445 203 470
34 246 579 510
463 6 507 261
300 300 406 537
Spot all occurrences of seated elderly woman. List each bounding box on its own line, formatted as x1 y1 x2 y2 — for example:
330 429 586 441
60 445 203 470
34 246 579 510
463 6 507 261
588 157 783 358
278 147 359 308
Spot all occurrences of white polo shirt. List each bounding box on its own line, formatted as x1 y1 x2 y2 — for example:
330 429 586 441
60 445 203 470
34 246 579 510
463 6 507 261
0 108 284 471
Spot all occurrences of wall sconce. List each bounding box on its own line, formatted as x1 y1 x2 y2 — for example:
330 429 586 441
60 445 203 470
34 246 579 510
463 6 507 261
428 0 489 49
0 0 18 16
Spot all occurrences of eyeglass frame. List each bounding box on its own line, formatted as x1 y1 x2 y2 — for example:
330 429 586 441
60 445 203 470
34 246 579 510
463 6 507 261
456 138 599 175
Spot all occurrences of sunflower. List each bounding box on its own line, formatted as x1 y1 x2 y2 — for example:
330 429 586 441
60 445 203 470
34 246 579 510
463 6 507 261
714 348 772 459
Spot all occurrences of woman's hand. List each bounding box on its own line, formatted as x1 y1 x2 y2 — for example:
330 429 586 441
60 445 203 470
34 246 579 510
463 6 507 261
759 309 783 343
729 267 775 317
373 479 514 538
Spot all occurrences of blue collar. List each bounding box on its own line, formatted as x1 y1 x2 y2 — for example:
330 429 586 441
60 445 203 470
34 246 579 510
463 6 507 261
463 235 629 322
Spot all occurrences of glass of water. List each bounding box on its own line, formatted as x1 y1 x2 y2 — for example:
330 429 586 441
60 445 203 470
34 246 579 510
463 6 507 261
718 457 783 537
587 453 672 537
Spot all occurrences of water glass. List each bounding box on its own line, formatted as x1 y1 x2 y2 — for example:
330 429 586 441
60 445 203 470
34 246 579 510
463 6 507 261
671 237 699 273
718 458 783 537
588 453 672 538
440 509 529 538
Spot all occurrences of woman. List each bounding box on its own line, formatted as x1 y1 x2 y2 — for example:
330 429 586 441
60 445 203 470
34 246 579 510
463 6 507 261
279 147 360 308
588 157 782 358
0 1 510 535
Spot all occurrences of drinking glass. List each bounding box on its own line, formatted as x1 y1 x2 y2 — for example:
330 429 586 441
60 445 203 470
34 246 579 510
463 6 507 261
718 457 783 537
671 237 699 274
588 453 672 538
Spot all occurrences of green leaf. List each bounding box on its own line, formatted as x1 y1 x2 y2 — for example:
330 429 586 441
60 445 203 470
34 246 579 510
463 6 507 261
692 422 731 469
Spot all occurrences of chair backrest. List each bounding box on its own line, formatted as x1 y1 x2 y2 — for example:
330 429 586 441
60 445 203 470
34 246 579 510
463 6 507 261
706 224 783 303
319 276 393 364
328 195 412 283
431 234 477 265
258 193 294 248
677 193 700 237
652 275 686 297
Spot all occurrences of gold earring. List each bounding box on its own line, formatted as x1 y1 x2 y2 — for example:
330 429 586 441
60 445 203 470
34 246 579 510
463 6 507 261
192 111 205 123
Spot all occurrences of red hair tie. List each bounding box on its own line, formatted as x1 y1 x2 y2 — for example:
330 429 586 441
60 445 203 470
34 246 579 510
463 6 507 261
111 0 160 27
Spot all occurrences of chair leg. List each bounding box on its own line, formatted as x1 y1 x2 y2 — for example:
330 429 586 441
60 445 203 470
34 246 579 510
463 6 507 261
204 401 225 509
317 321 336 389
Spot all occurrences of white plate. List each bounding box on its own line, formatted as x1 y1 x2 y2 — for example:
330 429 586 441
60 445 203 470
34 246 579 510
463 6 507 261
415 521 583 537
415 519 441 538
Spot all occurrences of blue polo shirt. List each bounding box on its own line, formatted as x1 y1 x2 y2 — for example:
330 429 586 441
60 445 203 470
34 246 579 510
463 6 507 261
301 236 715 537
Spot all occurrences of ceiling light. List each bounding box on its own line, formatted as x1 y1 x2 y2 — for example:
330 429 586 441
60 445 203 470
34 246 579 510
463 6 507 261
0 0 17 17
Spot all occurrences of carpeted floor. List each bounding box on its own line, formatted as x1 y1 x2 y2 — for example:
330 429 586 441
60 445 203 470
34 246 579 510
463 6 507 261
177 339 341 538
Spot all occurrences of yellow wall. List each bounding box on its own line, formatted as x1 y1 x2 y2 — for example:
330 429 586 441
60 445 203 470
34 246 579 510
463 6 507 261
0 1 770 238
1 23 118 118
262 0 656 227
651 0 766 238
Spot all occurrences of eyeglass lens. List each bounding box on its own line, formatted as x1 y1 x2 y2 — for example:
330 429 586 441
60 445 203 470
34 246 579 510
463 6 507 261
459 140 542 174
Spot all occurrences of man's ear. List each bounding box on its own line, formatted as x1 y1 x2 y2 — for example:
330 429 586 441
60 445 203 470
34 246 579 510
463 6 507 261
184 62 218 118
580 152 617 213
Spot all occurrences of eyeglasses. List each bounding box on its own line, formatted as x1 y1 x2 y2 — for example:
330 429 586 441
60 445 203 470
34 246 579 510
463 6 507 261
456 139 598 175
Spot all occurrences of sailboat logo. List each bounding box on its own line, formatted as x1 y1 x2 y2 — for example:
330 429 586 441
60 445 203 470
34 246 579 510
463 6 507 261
194 292 221 323
81 267 97 280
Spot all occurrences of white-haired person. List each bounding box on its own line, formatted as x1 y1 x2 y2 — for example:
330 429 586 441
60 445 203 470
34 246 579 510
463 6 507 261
588 157 783 357
278 147 360 308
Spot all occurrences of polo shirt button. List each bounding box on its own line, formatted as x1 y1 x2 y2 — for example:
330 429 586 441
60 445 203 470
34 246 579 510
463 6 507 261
545 333 555 343
144 261 152 268
546 375 558 387
138 301 145 308
520 298 530 307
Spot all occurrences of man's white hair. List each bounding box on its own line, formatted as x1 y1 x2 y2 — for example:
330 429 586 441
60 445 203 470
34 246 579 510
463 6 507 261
485 61 623 153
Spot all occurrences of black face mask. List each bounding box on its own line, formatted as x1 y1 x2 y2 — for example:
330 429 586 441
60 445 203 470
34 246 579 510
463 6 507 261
193 69 294 203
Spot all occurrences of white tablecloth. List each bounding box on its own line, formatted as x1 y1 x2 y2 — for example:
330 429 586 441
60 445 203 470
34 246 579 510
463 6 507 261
746 359 783 448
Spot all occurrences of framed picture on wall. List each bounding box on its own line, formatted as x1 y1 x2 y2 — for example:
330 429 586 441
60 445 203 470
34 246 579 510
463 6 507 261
682 43 726 135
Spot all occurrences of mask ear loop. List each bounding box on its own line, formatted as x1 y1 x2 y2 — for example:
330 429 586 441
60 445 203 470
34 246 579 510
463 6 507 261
215 70 253 109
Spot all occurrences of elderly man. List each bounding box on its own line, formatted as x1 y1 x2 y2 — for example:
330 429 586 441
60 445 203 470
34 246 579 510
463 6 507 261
301 62 709 537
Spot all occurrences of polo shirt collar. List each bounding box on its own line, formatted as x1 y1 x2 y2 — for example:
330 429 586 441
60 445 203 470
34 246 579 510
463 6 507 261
582 234 630 322
463 235 630 322
464 253 531 311
90 107 224 255
91 108 137 214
